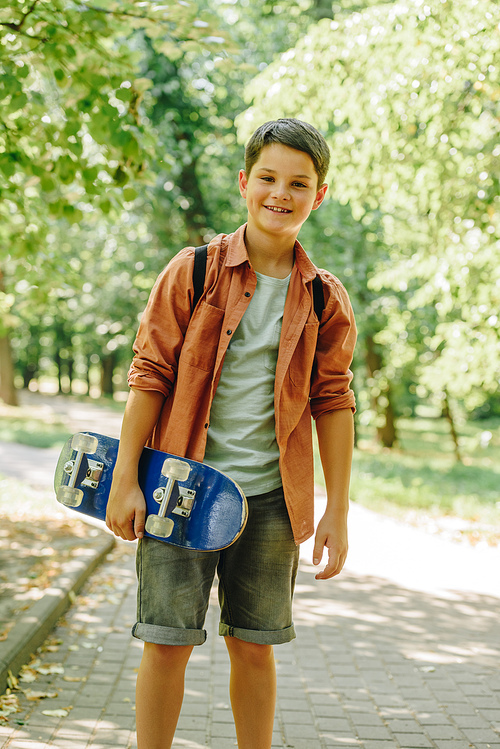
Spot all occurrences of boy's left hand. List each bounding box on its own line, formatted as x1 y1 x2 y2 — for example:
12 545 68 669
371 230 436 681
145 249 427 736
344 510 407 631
312 512 348 581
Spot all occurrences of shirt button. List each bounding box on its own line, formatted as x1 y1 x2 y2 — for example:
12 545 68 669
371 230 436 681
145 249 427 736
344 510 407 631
226 329 232 335
204 423 209 429
244 292 251 298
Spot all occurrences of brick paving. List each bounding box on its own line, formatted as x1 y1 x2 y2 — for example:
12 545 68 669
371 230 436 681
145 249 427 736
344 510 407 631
1 402 499 749
1 534 499 749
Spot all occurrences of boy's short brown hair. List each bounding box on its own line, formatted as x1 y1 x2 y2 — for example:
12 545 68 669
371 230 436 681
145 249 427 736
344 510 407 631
245 118 330 187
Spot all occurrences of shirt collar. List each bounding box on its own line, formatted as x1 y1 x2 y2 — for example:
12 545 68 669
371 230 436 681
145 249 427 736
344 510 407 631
293 238 318 282
224 223 318 281
224 224 250 267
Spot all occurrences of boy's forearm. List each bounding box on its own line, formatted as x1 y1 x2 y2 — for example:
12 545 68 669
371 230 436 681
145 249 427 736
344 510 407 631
312 408 353 579
113 388 165 481
316 408 354 514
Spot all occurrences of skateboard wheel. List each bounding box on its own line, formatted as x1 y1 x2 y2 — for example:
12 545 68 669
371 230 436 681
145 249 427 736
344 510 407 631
145 515 175 538
71 433 98 454
57 485 84 508
161 458 190 482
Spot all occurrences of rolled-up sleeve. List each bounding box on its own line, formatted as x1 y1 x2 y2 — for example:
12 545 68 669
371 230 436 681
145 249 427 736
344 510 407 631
127 248 195 396
310 275 357 419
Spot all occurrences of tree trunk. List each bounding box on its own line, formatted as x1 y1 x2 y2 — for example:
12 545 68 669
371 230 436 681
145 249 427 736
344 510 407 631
101 354 115 396
55 349 63 394
365 333 397 448
86 356 92 395
378 397 397 448
442 391 462 463
178 153 209 247
0 334 18 406
67 356 74 393
0 268 18 406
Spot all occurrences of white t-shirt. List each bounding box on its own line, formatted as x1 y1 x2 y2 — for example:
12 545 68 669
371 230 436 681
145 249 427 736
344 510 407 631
204 270 291 495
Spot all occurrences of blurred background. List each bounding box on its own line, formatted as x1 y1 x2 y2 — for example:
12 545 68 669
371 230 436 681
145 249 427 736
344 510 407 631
1 0 499 535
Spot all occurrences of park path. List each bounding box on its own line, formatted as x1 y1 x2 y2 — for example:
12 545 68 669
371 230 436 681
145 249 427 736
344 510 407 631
0 392 499 748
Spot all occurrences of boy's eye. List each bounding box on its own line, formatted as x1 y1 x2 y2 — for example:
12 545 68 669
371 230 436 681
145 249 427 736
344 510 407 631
259 177 307 187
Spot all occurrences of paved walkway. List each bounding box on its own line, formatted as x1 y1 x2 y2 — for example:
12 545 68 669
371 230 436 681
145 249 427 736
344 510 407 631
0 397 499 748
1 529 499 749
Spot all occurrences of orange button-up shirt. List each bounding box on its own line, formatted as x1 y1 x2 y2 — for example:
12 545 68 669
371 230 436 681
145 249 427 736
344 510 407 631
128 224 356 544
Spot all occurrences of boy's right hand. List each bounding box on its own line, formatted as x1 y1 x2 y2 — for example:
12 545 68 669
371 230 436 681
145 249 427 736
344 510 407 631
105 479 146 541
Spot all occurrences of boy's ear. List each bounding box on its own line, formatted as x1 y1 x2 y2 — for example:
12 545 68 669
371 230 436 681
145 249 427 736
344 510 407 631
312 183 328 211
239 169 248 199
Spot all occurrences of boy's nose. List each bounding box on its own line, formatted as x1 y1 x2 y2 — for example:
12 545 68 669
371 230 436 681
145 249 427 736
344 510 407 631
271 182 290 200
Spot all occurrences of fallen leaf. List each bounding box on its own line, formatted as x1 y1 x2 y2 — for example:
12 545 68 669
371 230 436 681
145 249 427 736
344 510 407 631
35 664 64 676
62 676 85 683
0 623 14 641
0 694 20 720
42 707 72 718
6 671 18 690
18 670 37 684
25 689 58 701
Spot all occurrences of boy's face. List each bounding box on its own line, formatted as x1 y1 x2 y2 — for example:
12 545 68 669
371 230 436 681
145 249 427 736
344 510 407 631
239 143 328 246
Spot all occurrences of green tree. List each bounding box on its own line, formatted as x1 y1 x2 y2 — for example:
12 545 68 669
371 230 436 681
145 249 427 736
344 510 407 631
0 0 226 403
239 0 500 445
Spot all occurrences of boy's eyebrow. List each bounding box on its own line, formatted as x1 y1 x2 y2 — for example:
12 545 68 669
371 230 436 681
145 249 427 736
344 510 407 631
256 167 314 181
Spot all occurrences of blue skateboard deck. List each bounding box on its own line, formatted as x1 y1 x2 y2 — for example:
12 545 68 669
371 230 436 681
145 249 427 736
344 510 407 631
54 432 248 551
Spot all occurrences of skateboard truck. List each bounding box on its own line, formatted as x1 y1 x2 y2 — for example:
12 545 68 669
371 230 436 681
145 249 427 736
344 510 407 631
153 486 196 517
145 458 191 538
63 458 103 488
57 433 100 508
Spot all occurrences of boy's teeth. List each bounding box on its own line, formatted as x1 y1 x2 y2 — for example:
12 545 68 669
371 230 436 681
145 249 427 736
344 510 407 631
267 206 289 212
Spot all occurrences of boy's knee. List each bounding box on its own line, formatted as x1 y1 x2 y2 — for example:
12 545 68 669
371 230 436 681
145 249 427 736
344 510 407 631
142 642 193 668
225 637 274 667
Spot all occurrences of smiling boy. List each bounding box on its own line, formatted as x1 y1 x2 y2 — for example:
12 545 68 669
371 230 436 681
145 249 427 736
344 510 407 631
106 118 356 749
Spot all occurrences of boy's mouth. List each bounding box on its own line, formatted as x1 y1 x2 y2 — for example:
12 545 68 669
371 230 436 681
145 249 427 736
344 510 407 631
264 205 292 214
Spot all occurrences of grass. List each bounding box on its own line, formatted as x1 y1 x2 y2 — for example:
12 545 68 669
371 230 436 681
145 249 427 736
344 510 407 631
0 413 70 449
314 415 500 530
0 391 126 448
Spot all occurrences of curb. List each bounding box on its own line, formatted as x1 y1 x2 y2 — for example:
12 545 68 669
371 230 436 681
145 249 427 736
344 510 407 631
0 531 115 695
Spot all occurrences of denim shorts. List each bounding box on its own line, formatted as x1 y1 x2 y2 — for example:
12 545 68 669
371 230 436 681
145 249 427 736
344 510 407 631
132 486 300 646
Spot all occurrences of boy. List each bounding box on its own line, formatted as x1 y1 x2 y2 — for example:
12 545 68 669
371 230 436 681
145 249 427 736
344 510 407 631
106 118 356 749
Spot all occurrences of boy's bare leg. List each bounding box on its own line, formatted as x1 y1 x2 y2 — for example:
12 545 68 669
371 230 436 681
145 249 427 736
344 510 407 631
225 637 277 749
135 642 193 749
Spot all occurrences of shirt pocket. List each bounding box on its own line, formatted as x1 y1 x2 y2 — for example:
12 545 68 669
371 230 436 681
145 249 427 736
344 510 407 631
180 302 224 372
288 322 319 391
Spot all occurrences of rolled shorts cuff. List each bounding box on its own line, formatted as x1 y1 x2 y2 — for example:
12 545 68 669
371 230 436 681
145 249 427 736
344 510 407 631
219 622 296 645
132 622 207 646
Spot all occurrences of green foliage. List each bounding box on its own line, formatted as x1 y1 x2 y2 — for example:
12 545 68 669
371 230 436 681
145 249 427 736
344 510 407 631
10 205 165 392
0 0 230 399
132 0 325 250
239 0 500 416
0 0 227 267
3 0 324 398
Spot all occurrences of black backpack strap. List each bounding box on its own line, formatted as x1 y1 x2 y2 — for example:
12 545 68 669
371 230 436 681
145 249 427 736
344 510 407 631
192 244 208 310
312 274 324 322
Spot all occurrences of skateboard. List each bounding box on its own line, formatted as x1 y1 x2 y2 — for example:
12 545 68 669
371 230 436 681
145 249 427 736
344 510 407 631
54 432 248 551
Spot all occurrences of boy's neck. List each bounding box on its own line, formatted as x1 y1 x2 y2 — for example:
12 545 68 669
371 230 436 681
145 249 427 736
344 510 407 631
244 225 296 279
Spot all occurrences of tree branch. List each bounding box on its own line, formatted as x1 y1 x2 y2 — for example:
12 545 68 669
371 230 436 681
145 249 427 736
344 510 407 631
1 0 41 31
73 1 161 22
